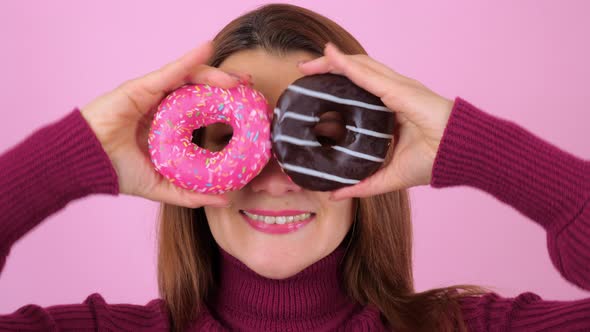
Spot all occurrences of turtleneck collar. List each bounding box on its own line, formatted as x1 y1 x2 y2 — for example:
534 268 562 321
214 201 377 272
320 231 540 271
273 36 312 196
207 244 364 331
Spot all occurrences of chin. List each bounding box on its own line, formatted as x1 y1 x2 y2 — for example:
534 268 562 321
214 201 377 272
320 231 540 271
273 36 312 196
243 249 315 279
217 235 342 279
251 263 304 280
204 201 353 279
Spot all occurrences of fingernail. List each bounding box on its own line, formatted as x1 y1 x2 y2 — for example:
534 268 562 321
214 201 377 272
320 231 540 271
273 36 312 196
325 42 339 53
245 74 255 86
228 73 241 81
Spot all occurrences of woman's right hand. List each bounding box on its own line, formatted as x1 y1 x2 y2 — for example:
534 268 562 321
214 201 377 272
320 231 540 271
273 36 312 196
80 41 243 208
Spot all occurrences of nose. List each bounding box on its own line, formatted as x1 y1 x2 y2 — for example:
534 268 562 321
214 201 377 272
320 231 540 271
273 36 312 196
248 156 302 196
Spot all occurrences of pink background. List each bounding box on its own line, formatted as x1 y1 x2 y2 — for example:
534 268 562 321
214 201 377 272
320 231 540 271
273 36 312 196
1 0 588 312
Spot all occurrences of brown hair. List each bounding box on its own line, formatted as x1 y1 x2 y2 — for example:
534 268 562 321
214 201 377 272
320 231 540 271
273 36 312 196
157 4 488 332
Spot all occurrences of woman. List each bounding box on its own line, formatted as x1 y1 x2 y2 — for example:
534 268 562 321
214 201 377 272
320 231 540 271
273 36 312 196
1 3 588 332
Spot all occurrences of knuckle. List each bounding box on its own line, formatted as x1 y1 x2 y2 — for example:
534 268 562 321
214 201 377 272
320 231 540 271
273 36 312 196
354 54 369 61
118 79 146 98
118 79 135 92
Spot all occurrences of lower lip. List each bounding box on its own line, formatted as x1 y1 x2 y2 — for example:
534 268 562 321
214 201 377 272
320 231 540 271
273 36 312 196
241 213 315 234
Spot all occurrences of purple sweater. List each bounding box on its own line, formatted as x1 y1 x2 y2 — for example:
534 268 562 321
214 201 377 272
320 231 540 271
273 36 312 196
0 97 588 331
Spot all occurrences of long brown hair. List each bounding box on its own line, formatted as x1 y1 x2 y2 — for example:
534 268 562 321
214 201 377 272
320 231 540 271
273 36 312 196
157 4 488 331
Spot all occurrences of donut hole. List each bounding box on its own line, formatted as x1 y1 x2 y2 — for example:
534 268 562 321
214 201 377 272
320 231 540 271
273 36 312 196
313 111 346 147
191 122 234 152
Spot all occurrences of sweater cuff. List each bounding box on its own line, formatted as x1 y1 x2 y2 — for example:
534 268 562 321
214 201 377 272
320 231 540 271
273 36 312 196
430 97 589 230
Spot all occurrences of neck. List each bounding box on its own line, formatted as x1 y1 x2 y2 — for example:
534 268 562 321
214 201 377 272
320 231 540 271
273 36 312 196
208 245 362 331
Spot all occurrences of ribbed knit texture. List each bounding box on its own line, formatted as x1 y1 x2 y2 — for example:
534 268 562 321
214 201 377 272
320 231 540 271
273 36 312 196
203 246 382 331
0 99 588 331
432 97 590 331
0 110 119 270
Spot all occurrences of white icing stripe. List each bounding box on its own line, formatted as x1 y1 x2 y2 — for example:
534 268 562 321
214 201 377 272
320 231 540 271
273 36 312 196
282 112 320 122
274 107 281 116
279 163 360 184
345 125 393 139
287 85 390 112
273 135 321 147
274 135 383 162
332 146 384 162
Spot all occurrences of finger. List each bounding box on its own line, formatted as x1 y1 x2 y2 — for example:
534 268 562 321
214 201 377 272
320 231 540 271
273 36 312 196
122 42 240 114
299 43 406 114
141 41 213 94
189 64 242 89
298 50 404 82
348 54 407 81
329 168 407 200
395 111 411 126
322 43 397 99
297 56 336 75
148 179 230 208
139 41 239 98
227 72 253 86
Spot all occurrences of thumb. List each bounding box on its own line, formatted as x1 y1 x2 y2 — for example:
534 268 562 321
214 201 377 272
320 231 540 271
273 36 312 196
121 41 237 114
141 41 216 95
329 167 407 200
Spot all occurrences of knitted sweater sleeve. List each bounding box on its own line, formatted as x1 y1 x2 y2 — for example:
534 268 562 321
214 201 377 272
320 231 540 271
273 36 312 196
0 109 168 330
0 109 119 271
431 97 590 331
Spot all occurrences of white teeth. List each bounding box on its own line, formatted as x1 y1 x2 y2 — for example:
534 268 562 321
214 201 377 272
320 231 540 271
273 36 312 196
243 211 312 224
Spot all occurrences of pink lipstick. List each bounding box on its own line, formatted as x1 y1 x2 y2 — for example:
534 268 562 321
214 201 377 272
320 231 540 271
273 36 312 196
240 210 315 234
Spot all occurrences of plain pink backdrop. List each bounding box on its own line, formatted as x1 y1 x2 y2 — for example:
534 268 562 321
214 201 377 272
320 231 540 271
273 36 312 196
0 0 588 312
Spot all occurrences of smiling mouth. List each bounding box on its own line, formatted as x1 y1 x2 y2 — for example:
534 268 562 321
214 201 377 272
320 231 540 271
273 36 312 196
239 210 316 225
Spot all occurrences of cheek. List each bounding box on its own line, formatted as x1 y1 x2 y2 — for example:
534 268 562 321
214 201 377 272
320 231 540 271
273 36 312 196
317 196 355 230
204 204 247 236
203 205 219 218
203 207 232 242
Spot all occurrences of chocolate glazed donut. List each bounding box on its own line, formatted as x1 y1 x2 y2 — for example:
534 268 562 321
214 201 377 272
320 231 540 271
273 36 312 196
272 73 395 191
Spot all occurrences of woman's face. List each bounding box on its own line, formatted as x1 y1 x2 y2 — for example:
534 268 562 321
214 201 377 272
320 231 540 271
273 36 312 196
203 48 354 279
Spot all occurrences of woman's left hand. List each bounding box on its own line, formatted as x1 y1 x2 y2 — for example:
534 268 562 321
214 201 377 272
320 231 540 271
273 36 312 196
297 43 455 199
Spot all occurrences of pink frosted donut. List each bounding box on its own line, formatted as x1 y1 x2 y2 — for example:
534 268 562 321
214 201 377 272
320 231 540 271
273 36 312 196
148 84 271 194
